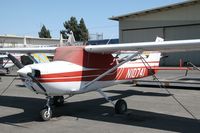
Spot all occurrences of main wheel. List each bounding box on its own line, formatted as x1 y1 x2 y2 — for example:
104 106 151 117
53 96 64 106
40 108 52 121
115 99 127 114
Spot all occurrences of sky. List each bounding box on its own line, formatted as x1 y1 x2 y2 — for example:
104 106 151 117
0 0 186 39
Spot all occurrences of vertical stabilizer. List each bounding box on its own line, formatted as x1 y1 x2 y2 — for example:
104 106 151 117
144 37 164 66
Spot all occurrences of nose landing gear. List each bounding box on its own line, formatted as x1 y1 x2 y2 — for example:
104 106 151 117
40 96 65 121
40 96 52 121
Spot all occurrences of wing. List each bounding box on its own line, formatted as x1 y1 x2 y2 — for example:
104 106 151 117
0 55 8 58
85 39 200 54
1 38 200 54
0 47 57 53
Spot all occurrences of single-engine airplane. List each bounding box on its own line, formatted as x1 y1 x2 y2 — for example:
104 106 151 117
1 37 200 121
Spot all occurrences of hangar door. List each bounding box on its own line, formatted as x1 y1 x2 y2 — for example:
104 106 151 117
121 28 163 43
161 24 200 66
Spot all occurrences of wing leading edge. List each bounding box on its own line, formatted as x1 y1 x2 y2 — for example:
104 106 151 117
1 39 200 54
0 47 57 53
85 39 200 54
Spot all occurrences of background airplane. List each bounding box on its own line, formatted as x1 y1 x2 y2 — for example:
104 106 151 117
0 53 22 74
0 53 50 74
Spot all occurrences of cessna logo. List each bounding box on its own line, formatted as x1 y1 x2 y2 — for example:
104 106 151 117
126 68 145 79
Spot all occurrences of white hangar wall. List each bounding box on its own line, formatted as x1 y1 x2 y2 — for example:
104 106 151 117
111 1 200 66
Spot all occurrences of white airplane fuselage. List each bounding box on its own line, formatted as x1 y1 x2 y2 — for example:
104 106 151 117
18 57 160 96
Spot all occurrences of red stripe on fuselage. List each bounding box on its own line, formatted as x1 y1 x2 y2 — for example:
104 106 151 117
38 66 157 83
40 69 113 78
40 61 159 79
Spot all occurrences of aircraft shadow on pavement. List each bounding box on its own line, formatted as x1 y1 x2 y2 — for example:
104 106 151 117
0 89 199 132
0 74 18 77
133 84 200 91
15 84 26 88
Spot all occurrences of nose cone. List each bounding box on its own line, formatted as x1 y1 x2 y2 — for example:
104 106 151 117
17 66 32 76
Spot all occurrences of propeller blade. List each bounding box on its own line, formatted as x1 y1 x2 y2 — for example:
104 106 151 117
7 54 24 69
27 72 47 95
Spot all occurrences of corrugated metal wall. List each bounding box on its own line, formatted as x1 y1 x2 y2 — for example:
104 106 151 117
118 3 200 66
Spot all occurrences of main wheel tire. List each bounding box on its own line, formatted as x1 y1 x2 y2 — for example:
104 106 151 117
53 96 64 106
115 99 127 114
40 108 52 121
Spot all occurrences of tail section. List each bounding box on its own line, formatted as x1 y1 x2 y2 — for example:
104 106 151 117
144 52 161 67
118 37 164 80
141 37 163 67
119 37 163 68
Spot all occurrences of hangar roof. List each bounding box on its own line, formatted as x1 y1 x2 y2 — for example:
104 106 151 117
110 0 200 21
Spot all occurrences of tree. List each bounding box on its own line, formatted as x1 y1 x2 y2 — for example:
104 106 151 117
61 17 89 42
79 18 89 41
38 25 51 38
62 17 79 40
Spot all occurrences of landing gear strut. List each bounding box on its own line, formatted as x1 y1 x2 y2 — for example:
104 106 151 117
98 90 127 114
40 96 65 121
40 96 52 121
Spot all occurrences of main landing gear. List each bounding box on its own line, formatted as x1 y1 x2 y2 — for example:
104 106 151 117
115 99 127 114
40 96 64 121
98 90 127 114
39 91 127 121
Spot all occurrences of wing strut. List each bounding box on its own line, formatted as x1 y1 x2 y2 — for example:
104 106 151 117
81 51 142 90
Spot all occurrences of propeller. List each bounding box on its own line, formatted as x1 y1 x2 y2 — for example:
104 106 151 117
18 67 47 95
7 53 47 95
7 53 24 69
27 71 47 95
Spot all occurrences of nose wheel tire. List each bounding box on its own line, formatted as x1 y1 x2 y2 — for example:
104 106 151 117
40 107 52 121
53 96 64 106
115 99 127 114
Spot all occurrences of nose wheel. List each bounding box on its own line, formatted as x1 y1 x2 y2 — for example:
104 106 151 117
40 96 52 121
40 107 52 121
40 95 72 121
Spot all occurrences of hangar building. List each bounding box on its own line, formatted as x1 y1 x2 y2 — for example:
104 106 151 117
110 0 200 66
